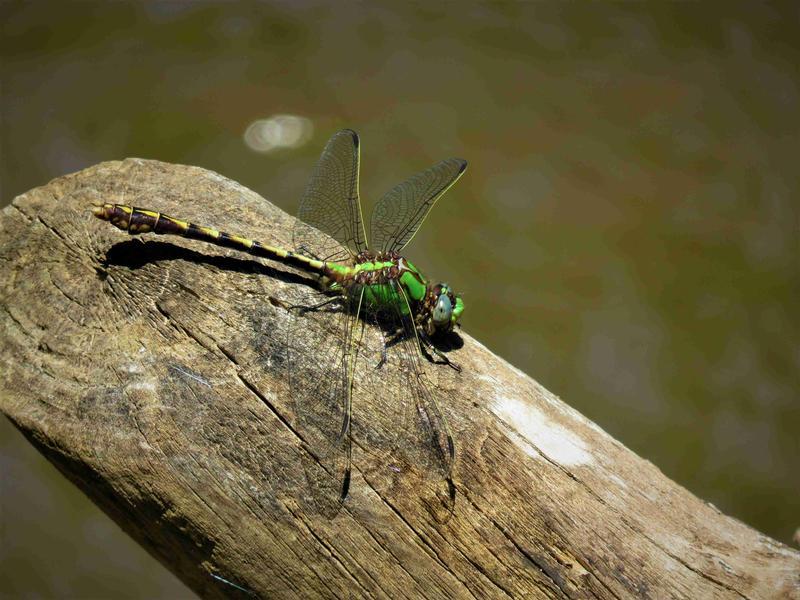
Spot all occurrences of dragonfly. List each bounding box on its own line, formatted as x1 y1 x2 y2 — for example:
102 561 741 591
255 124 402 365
93 130 467 514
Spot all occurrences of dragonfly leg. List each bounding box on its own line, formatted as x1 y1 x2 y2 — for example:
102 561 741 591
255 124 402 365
375 328 389 369
294 296 343 315
419 330 461 372
296 244 323 260
271 294 344 315
376 328 406 369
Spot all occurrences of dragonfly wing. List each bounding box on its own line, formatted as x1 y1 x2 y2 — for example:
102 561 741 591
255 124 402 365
293 129 368 261
355 281 456 518
286 284 365 515
369 157 467 253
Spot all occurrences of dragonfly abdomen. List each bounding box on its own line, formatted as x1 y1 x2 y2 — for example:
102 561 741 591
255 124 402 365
92 203 327 275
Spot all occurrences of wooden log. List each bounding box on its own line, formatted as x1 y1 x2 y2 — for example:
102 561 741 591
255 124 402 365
1 159 797 599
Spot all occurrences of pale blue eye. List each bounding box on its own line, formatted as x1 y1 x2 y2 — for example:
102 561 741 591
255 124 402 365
433 294 452 325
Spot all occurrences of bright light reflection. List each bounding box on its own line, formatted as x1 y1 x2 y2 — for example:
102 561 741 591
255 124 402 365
243 115 314 153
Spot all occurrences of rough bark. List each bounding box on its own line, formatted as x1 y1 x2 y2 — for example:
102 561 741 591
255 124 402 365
0 159 797 599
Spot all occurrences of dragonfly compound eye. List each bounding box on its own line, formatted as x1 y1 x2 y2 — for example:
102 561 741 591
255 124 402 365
432 293 453 327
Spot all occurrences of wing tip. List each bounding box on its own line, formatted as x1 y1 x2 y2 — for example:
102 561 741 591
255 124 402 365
336 128 360 149
445 157 468 173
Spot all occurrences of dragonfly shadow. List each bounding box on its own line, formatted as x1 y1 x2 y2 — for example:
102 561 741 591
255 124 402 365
431 329 464 352
371 315 464 363
100 239 313 288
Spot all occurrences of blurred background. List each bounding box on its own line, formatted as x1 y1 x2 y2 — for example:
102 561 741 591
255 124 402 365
1 2 798 597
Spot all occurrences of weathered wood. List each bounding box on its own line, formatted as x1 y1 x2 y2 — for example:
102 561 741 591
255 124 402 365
1 159 797 599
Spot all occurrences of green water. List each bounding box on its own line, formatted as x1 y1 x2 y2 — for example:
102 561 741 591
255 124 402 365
2 3 797 597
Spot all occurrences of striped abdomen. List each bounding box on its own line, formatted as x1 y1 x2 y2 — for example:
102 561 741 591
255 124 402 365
92 203 326 275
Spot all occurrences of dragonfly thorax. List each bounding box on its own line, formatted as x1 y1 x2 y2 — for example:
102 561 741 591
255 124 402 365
354 248 401 264
326 250 464 335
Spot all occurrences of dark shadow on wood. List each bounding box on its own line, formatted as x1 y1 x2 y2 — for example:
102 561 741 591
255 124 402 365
101 239 314 288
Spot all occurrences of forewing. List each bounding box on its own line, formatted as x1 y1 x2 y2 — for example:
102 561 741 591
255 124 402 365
293 130 367 261
369 158 467 253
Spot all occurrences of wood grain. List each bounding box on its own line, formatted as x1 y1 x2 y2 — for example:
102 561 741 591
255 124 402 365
1 159 797 599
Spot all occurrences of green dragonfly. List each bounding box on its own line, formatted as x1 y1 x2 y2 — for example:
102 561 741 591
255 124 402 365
93 130 467 512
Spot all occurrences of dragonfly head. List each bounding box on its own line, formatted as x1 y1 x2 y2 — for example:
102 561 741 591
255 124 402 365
428 283 464 334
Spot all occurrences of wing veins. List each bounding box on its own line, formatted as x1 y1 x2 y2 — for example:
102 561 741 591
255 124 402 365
370 158 467 253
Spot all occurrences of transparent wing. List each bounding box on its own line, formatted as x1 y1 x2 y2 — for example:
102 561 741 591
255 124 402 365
293 130 368 261
369 158 467 253
353 281 456 519
286 283 365 516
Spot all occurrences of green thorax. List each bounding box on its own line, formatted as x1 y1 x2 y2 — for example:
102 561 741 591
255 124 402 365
328 258 428 314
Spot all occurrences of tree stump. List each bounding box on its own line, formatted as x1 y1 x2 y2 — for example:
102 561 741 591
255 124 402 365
1 159 797 599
